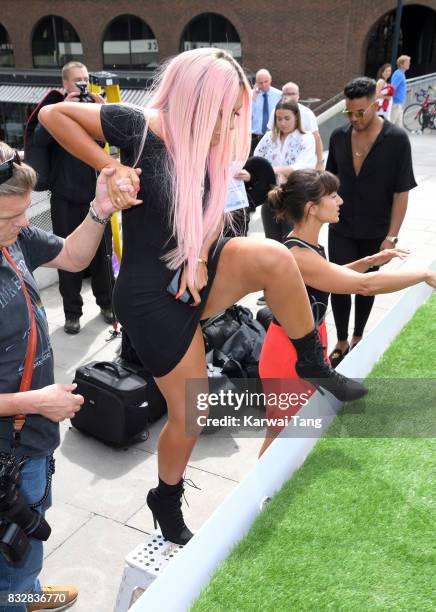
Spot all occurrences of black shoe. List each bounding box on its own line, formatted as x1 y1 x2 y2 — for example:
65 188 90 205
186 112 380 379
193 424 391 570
329 345 350 369
146 480 193 545
64 318 80 335
292 329 367 402
100 308 115 324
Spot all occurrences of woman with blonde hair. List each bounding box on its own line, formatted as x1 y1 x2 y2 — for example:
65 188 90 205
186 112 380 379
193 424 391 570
39 48 365 545
254 97 317 245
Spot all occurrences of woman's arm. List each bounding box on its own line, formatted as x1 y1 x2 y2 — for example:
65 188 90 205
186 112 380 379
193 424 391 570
176 219 225 305
345 247 410 272
38 102 140 208
39 102 109 169
253 132 272 159
291 247 435 295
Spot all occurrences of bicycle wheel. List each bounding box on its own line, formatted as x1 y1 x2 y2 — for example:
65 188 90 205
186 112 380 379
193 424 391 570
427 102 436 130
403 104 423 132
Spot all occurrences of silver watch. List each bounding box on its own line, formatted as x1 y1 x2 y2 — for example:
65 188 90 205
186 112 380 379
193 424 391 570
386 235 398 245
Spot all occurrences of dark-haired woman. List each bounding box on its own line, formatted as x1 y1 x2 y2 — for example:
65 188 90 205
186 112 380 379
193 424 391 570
258 169 436 456
376 63 394 120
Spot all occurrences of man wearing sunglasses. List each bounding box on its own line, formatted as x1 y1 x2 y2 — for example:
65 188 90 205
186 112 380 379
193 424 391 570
325 77 416 368
0 142 139 611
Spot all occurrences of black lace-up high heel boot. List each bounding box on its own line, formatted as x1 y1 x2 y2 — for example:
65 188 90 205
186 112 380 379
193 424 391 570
146 478 193 545
291 329 368 402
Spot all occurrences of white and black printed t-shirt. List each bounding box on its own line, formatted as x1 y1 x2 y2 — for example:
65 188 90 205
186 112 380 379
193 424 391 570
0 226 63 457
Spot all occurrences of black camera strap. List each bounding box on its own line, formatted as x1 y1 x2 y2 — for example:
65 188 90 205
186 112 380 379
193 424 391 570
27 455 55 510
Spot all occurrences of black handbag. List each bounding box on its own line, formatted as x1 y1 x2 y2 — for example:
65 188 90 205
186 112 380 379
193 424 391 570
202 305 265 378
71 361 154 446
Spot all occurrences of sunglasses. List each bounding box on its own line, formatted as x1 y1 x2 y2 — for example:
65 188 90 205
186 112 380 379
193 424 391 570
0 151 21 186
342 100 375 120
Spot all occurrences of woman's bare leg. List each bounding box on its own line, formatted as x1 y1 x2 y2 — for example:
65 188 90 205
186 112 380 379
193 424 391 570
153 326 207 484
203 237 314 338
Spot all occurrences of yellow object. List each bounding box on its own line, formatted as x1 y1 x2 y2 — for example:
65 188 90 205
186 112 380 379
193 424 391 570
90 71 123 264
111 212 123 262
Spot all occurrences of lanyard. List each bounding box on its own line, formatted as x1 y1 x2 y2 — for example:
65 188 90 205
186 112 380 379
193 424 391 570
2 247 37 432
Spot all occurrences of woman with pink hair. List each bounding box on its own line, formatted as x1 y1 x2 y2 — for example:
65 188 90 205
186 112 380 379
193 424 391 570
39 48 365 545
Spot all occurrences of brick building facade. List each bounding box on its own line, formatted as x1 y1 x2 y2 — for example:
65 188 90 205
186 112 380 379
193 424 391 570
1 0 436 101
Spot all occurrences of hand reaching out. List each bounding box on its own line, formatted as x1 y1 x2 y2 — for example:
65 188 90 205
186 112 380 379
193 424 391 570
367 247 410 268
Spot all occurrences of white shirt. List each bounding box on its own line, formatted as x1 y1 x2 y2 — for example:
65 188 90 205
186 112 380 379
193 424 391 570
253 130 317 173
251 86 282 135
267 102 318 132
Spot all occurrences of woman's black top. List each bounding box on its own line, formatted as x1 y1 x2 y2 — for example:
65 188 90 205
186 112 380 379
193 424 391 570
277 236 329 325
100 104 229 377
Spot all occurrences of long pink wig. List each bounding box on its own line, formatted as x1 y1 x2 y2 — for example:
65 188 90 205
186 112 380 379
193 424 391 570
141 48 252 284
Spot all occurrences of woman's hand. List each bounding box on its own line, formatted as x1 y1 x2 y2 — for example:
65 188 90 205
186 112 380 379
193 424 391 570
93 166 142 218
366 247 410 268
89 92 106 105
176 261 209 306
103 163 142 210
234 169 251 182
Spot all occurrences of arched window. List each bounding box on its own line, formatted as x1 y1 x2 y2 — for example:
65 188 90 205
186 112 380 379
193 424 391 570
103 15 158 70
180 13 242 61
32 16 83 68
365 5 436 79
0 23 14 67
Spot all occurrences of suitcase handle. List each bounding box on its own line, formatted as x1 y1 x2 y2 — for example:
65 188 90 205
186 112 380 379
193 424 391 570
92 361 128 379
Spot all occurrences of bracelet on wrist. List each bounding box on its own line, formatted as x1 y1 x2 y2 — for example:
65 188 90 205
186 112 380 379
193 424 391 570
197 257 208 266
89 201 111 226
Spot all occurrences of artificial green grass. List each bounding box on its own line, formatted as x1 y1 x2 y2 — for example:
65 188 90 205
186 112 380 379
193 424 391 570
192 294 436 611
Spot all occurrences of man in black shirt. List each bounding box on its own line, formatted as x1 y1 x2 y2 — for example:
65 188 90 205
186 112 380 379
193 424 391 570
326 77 417 367
32 61 113 335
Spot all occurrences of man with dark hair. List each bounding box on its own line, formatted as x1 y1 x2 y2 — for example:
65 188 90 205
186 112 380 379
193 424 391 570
31 62 113 335
326 77 416 367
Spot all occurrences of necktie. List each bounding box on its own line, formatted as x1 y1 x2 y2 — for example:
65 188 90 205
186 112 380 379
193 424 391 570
262 92 269 134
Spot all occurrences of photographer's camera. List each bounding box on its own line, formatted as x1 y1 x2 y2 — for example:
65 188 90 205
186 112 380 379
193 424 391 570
0 455 51 563
74 80 95 103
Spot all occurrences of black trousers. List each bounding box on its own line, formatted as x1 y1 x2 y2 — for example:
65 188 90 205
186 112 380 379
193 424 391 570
50 195 113 319
328 229 382 341
261 201 293 243
250 134 263 156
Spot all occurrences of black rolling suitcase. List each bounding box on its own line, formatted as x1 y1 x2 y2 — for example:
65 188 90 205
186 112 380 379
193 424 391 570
71 361 153 446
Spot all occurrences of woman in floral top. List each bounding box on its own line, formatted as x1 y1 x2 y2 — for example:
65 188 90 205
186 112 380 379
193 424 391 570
254 98 317 243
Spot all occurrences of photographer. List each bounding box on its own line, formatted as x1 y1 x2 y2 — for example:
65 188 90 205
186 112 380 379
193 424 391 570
31 61 114 336
0 141 140 611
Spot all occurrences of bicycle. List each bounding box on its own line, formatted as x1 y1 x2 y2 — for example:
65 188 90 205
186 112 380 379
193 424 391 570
403 86 436 132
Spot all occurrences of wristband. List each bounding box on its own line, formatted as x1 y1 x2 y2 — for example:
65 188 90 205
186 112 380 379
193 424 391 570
197 257 208 265
89 201 111 225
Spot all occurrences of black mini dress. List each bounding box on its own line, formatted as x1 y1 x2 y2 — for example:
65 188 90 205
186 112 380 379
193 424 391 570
101 104 230 377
